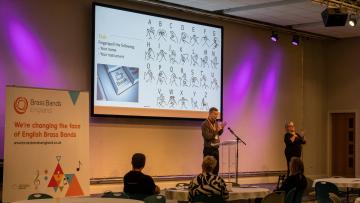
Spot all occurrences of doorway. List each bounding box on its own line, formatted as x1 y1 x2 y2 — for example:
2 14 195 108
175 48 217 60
331 113 355 177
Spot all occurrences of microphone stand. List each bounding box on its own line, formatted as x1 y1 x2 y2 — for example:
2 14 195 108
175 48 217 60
228 128 246 187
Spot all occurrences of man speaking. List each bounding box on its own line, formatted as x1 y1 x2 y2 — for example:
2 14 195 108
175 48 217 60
201 107 226 174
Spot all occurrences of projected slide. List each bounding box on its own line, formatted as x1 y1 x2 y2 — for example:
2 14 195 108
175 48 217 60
93 4 223 119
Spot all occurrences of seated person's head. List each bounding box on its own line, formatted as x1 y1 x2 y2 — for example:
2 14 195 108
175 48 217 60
289 157 304 176
132 153 146 170
202 156 217 174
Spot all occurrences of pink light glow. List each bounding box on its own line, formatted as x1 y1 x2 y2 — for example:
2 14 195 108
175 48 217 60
223 44 260 123
0 0 62 159
0 59 5 159
8 20 59 86
251 50 282 136
2 0 60 87
9 21 44 72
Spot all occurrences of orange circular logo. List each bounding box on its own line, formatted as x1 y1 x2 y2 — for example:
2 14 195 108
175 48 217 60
14 97 28 114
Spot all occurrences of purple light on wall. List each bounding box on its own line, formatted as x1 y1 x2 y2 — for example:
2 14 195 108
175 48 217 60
224 67 254 126
224 44 260 121
9 21 44 72
2 0 60 87
229 61 253 98
0 74 5 110
0 60 6 101
8 20 59 86
262 68 278 100
0 1 61 159
0 60 6 159
252 51 282 130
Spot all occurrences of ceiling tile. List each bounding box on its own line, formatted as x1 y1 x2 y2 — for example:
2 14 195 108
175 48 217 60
159 0 360 38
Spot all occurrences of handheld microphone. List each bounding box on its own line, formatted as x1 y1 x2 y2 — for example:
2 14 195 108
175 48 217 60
228 127 234 134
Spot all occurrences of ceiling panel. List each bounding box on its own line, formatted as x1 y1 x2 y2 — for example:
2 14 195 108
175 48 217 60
159 0 360 38
228 1 324 26
161 0 279 11
296 23 360 38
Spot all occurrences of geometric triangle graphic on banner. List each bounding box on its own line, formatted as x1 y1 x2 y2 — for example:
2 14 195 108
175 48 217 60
53 163 64 176
65 174 74 185
48 176 58 187
48 163 64 189
59 186 64 192
68 91 80 105
54 173 64 185
65 175 84 197
53 187 58 192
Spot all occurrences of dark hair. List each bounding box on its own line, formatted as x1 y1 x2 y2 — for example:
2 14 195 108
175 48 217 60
289 157 304 176
209 107 218 113
131 153 146 169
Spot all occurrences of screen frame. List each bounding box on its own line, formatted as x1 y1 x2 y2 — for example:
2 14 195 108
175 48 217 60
91 2 224 121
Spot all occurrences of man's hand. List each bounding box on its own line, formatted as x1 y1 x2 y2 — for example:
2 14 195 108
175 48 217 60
219 121 227 129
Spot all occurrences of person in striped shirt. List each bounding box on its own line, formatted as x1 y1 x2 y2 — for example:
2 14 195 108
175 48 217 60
188 156 229 202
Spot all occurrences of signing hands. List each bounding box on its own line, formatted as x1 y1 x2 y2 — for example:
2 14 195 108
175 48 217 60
290 131 306 143
289 132 298 142
218 121 227 130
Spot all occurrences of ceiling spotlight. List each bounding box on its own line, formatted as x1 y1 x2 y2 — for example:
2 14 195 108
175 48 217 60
292 35 300 46
349 14 357 27
270 31 278 42
321 8 348 27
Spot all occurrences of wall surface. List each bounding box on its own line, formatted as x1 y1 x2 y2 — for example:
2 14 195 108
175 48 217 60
0 0 330 179
325 37 360 176
302 39 328 177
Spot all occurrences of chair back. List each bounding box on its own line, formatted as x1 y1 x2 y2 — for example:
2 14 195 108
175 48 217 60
285 188 296 203
192 194 225 203
144 194 166 203
101 191 129 198
28 193 53 200
315 181 339 203
261 191 285 203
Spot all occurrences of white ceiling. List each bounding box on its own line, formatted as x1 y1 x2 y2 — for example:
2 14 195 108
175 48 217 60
159 0 360 38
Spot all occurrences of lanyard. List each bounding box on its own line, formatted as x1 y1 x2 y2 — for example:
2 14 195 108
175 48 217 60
207 118 217 131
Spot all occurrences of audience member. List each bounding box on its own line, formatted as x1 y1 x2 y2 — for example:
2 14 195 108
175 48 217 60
278 157 307 194
123 153 160 199
188 156 229 202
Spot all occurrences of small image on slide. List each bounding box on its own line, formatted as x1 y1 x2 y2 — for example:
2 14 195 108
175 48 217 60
97 64 139 102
